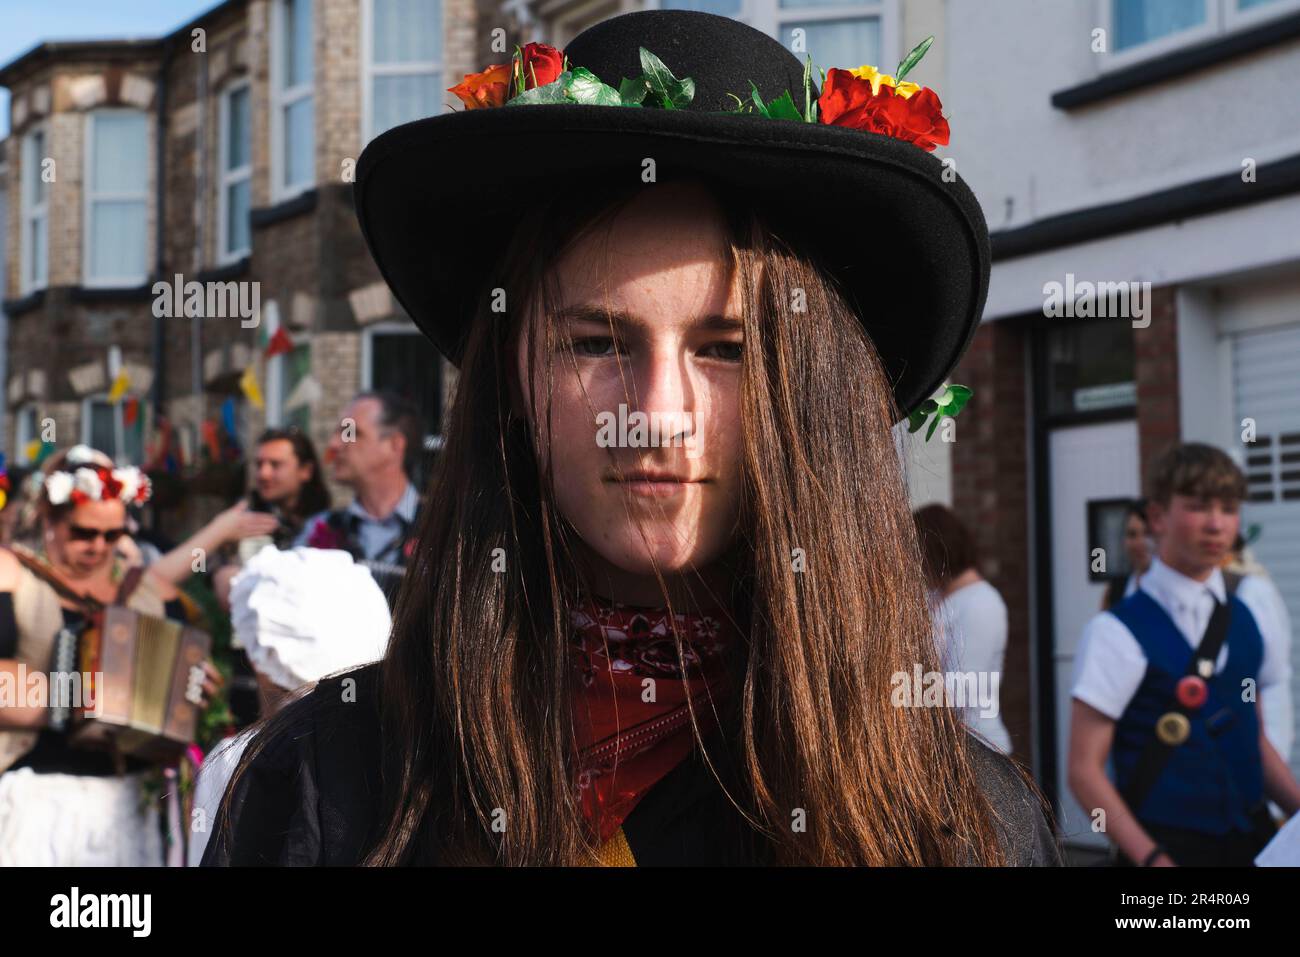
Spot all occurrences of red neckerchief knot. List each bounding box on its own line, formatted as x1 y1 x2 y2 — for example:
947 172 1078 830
569 595 737 844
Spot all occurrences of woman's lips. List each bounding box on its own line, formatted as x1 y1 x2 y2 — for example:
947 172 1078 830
620 480 698 498
607 473 704 498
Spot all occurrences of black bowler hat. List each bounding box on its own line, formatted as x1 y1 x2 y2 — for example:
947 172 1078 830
352 9 989 420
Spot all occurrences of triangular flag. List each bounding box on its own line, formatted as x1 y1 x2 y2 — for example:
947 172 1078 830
239 365 265 410
108 368 131 404
24 439 42 463
283 374 323 413
124 395 140 426
265 326 295 359
201 419 223 463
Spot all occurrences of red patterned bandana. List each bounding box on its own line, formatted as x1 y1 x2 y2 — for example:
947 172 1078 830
570 596 738 844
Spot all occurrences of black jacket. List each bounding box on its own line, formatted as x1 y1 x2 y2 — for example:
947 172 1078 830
202 663 1062 866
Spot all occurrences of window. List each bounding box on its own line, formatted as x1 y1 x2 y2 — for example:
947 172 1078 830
1104 0 1300 65
659 0 894 74
82 396 145 465
20 126 49 293
271 0 315 200
218 82 252 263
363 0 443 142
1044 320 1137 417
1112 0 1209 51
84 110 149 287
363 322 444 483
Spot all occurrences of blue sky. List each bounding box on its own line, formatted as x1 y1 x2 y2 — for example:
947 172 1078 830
1 0 219 137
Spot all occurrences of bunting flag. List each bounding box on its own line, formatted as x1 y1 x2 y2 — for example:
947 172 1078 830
239 365 265 410
265 326 295 359
123 395 140 427
201 419 223 463
108 368 132 404
220 397 244 459
25 440 56 466
283 373 322 413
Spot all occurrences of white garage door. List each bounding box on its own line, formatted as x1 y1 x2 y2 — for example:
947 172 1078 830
1233 321 1300 774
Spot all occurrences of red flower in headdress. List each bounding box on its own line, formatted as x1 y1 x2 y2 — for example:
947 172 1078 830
817 68 949 152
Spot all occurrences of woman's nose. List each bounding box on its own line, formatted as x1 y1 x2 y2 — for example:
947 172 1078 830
631 349 693 420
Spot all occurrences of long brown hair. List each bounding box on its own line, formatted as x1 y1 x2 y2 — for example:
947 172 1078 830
231 174 1018 865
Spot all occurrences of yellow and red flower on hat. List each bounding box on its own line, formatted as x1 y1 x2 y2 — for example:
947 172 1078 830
448 62 512 110
817 65 949 153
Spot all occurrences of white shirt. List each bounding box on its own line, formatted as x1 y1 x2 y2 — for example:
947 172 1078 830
1072 557 1293 760
931 579 1013 754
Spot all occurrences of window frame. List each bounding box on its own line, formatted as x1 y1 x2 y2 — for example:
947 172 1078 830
82 108 150 289
1100 0 1300 70
217 79 253 265
80 395 140 465
1223 0 1300 29
646 0 898 75
360 0 444 145
361 320 444 451
270 0 316 203
20 123 50 295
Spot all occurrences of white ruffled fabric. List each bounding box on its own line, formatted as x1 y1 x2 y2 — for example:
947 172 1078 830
0 768 163 866
228 546 392 691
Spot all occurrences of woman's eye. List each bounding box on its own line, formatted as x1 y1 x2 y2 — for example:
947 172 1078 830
569 336 620 357
700 341 744 362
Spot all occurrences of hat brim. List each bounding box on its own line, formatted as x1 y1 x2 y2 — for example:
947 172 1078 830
353 104 990 420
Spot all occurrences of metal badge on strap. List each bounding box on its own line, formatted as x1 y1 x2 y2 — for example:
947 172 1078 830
1155 711 1191 746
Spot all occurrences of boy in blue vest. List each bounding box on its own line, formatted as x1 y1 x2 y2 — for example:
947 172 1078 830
1069 443 1300 866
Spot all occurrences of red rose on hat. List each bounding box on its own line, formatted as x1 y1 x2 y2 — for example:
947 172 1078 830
520 42 564 89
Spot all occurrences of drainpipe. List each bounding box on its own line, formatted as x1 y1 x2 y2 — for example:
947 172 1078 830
150 36 178 532
153 37 177 421
192 41 208 409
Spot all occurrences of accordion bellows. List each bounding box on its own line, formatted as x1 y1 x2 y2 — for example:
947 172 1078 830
63 606 211 763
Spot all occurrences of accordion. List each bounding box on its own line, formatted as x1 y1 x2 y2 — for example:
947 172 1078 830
49 605 211 763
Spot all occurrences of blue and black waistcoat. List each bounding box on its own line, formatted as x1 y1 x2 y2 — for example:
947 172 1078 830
1109 590 1263 835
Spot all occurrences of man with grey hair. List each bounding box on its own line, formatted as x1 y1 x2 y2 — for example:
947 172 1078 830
294 390 424 606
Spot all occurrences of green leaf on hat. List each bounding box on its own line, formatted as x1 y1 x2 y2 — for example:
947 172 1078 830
639 47 694 109
905 385 973 441
895 36 934 84
746 82 800 121
505 73 575 105
618 75 649 105
567 67 626 106
802 55 818 123
512 45 526 99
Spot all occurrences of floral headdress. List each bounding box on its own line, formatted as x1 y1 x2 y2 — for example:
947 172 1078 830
43 445 151 507
449 36 949 153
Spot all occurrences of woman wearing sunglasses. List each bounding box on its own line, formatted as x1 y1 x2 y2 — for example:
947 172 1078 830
0 445 221 865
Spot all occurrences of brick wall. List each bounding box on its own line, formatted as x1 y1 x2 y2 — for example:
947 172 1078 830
1135 285 1181 490
950 318 1033 760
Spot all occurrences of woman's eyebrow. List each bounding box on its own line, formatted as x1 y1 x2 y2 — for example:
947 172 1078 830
555 304 743 330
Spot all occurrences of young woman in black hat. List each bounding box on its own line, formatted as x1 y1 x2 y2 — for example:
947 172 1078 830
204 10 1059 867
